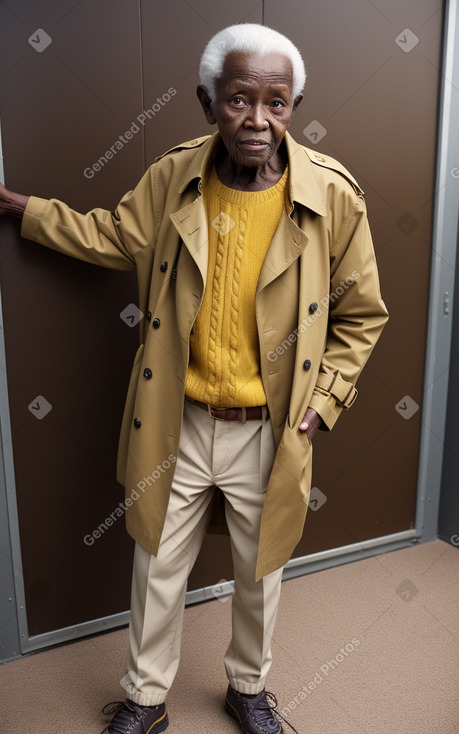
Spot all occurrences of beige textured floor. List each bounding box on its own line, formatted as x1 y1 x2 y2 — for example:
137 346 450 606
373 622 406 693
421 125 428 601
1 539 458 733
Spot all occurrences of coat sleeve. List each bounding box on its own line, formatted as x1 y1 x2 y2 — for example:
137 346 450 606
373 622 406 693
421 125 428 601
308 194 389 430
20 166 159 271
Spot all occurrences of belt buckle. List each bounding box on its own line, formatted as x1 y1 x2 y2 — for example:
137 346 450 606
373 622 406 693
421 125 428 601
207 404 226 421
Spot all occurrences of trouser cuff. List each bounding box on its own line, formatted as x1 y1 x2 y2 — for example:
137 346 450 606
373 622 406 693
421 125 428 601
123 690 168 706
227 677 267 695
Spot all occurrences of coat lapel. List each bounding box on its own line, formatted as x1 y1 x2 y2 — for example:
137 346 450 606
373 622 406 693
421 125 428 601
169 196 208 288
256 131 329 293
257 212 309 294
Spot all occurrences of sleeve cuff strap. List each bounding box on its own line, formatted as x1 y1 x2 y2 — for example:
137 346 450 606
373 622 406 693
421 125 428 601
315 371 358 409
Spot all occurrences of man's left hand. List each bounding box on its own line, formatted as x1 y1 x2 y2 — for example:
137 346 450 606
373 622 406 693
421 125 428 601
299 407 322 442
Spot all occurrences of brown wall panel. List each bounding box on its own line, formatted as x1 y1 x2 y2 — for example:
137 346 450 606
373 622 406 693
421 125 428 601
0 0 145 636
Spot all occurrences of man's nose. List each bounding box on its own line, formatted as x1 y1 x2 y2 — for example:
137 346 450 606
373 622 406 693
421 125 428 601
244 103 269 129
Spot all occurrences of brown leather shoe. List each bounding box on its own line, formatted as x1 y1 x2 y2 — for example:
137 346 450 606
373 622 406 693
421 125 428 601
100 699 168 733
225 686 297 734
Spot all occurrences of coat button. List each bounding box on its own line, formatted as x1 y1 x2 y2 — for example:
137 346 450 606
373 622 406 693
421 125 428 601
152 318 160 329
160 261 168 272
134 418 142 429
143 368 152 380
171 269 177 281
309 302 319 313
146 311 151 321
303 360 311 371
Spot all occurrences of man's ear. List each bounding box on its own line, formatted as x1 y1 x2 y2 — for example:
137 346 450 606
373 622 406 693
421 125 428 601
197 85 217 124
292 94 303 114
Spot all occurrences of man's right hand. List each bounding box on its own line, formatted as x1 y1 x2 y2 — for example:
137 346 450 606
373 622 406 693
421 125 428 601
0 182 29 219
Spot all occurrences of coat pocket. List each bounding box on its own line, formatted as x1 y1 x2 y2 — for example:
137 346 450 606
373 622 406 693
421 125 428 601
287 411 313 447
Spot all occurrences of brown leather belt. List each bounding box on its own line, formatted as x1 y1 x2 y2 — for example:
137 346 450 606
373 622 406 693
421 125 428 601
187 398 266 423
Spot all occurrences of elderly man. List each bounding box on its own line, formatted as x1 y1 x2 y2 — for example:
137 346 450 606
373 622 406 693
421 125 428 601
0 23 388 734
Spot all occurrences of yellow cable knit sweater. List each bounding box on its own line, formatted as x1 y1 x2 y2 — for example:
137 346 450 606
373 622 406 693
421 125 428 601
185 165 288 408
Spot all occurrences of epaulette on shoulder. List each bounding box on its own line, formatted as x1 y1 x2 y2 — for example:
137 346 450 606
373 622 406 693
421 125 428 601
304 147 364 195
155 135 211 162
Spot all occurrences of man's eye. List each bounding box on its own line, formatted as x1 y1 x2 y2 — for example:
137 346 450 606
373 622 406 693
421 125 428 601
231 97 244 105
272 100 284 108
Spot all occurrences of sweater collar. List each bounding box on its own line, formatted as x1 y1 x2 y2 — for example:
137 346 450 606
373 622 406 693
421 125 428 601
177 130 327 216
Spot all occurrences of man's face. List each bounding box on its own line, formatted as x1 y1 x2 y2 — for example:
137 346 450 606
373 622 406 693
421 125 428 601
198 51 302 169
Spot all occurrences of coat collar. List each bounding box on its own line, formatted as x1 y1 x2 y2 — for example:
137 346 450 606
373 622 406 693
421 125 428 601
177 130 327 217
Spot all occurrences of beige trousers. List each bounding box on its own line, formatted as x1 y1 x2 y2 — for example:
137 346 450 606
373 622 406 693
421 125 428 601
122 399 284 706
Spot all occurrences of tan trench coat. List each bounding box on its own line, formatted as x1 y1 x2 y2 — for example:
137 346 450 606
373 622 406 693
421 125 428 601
21 131 388 580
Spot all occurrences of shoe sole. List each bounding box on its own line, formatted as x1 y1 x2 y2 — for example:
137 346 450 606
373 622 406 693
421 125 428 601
146 710 169 734
225 698 247 731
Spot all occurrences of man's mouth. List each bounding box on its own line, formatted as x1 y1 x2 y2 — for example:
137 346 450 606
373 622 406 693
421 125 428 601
239 139 270 150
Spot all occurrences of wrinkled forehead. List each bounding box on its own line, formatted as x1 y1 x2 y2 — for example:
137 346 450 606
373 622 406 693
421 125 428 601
219 50 294 91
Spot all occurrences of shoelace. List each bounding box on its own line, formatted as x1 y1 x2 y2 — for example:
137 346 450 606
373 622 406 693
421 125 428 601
100 700 149 734
247 691 299 734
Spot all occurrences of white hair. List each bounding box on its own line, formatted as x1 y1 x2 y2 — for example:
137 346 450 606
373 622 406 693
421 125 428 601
199 23 306 101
